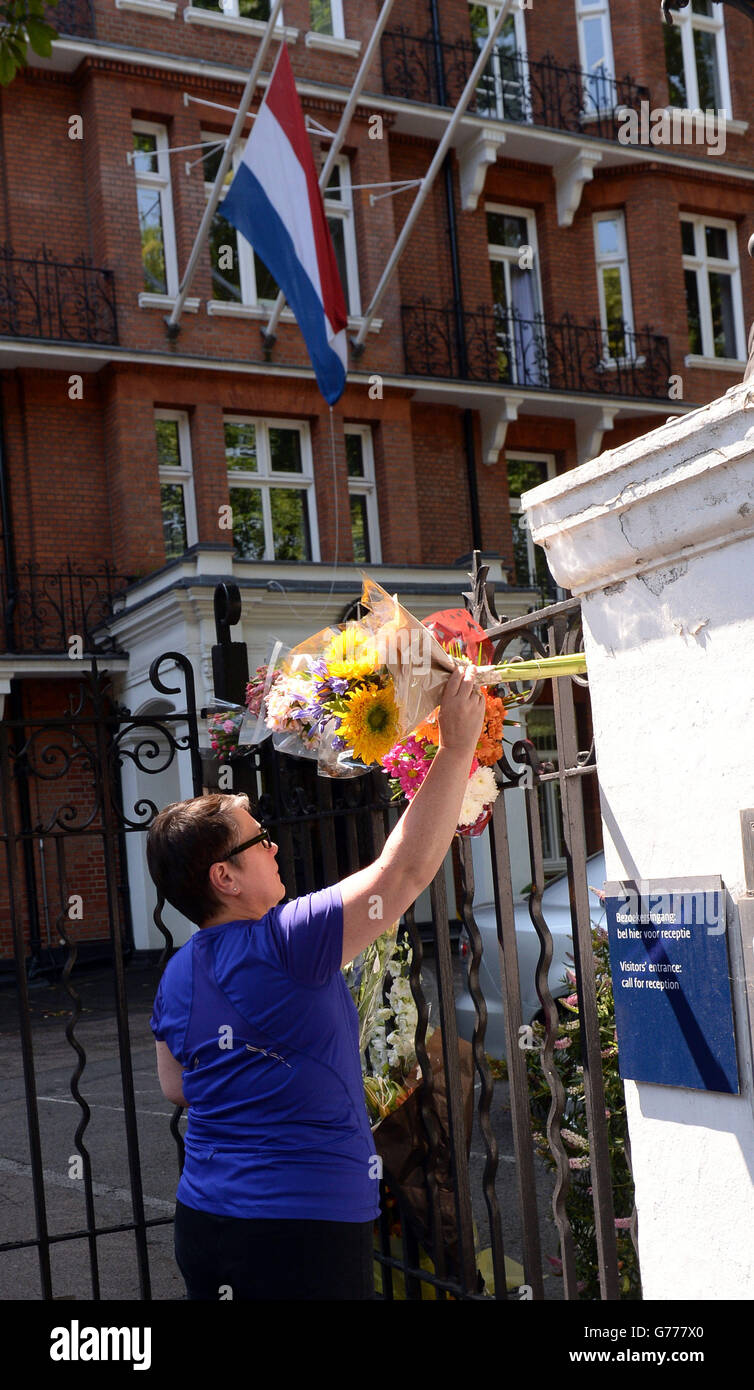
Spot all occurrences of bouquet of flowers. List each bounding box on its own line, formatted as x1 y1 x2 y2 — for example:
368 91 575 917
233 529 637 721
345 926 425 1125
254 575 584 776
206 575 587 812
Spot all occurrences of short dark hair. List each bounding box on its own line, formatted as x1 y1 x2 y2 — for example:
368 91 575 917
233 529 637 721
146 792 249 927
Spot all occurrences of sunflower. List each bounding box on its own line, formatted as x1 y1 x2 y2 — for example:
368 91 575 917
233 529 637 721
338 680 401 765
323 626 380 681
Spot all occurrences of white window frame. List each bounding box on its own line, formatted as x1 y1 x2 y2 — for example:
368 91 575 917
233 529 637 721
487 202 544 387
309 0 344 38
505 451 560 595
468 0 530 123
155 410 198 555
202 131 278 308
593 210 635 363
680 213 745 362
132 120 178 299
575 0 616 114
665 1 732 117
188 0 285 20
344 424 381 565
324 155 360 317
225 416 320 563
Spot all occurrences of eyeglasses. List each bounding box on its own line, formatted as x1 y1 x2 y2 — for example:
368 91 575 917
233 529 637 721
219 828 272 860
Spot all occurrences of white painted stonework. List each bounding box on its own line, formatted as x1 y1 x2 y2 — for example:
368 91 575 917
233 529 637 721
521 380 754 1300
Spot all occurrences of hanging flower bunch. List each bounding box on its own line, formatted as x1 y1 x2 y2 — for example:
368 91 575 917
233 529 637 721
344 928 426 1125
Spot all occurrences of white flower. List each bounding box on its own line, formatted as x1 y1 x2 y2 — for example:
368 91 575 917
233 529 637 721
458 765 499 829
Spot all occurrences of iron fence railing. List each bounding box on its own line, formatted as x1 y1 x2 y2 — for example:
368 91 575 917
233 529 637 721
382 28 649 141
1 559 134 655
0 557 636 1301
402 299 672 399
0 246 118 345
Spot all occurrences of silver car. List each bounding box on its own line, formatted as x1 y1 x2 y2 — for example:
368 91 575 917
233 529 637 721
455 853 607 1056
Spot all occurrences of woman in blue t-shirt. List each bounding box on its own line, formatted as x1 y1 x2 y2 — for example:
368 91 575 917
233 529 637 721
147 664 484 1300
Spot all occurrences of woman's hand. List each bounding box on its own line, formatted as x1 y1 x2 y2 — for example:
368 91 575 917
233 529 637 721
339 664 489 965
437 663 486 758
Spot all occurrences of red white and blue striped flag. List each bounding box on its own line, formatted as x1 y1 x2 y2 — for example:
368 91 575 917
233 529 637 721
221 44 349 405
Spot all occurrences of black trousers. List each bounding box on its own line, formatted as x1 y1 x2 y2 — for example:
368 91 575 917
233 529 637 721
173 1199 376 1301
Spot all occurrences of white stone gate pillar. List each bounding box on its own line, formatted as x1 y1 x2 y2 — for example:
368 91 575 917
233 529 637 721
521 381 754 1300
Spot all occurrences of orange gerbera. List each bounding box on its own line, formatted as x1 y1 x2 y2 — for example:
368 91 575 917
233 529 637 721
413 707 440 745
476 689 505 766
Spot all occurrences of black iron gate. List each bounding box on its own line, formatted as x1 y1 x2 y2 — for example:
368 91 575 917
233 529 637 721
0 555 638 1300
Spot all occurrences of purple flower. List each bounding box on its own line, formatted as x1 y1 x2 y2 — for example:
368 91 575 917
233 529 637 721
332 736 347 751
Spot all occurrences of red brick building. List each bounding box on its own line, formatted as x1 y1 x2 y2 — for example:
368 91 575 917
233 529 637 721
2 0 753 960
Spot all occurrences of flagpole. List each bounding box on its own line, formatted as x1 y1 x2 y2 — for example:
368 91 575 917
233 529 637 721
351 0 514 354
262 0 398 346
164 0 286 340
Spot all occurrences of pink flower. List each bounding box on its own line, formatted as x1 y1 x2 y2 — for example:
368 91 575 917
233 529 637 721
554 1037 571 1050
546 1255 562 1272
223 719 235 733
605 1109 611 1119
210 739 218 750
614 1217 632 1230
564 993 578 1008
565 968 576 984
568 1156 590 1170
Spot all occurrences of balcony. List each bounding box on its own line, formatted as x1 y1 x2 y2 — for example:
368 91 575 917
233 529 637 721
382 29 650 143
402 300 672 400
0 247 118 346
45 0 96 38
1 560 134 656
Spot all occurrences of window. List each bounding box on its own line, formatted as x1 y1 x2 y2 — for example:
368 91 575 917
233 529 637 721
487 204 546 387
593 211 634 361
191 0 281 18
225 418 319 561
575 0 616 113
309 0 344 37
506 454 562 604
469 1 530 123
202 132 279 306
156 412 197 559
324 158 360 316
664 1 731 116
132 122 178 297
680 215 744 360
344 426 380 564
525 706 566 870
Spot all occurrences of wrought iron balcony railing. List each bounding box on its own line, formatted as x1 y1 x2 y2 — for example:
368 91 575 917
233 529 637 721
45 0 96 38
0 247 118 346
382 29 650 141
1 560 134 655
402 300 672 399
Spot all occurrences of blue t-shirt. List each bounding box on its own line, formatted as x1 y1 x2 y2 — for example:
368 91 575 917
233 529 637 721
149 885 380 1222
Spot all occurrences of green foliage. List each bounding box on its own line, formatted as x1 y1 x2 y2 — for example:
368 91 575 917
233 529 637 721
524 927 641 1299
0 0 59 85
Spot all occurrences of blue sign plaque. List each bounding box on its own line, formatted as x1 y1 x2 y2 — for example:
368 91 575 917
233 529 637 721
604 876 739 1093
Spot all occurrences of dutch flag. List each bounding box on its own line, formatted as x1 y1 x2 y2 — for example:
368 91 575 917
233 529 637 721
221 44 349 406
